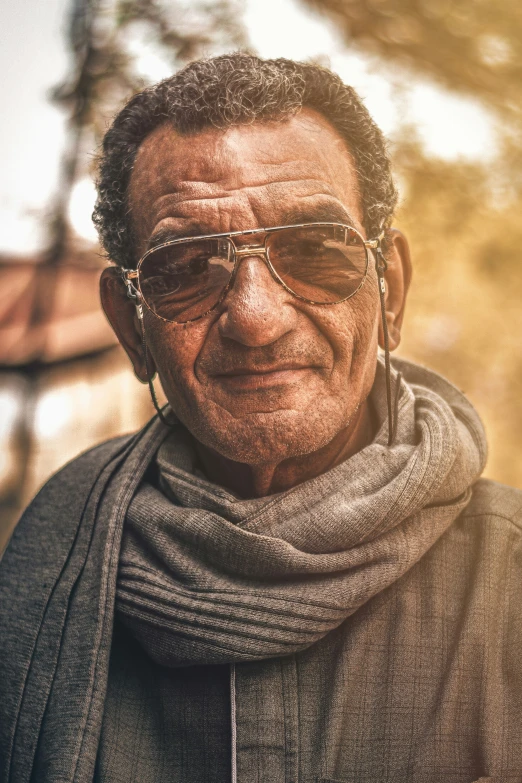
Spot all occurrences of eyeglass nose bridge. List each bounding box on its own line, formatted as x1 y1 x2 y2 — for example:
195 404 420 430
226 240 287 299
233 245 267 258
228 241 286 294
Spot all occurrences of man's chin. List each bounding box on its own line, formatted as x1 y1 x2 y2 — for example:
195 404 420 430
205 371 326 417
182 405 346 466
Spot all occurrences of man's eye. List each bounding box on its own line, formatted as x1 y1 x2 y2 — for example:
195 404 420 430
284 241 323 256
160 257 210 276
183 255 209 269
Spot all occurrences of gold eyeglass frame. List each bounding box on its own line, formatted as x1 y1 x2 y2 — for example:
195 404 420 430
121 222 384 324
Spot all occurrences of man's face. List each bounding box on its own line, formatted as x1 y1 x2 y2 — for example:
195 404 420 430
121 110 390 464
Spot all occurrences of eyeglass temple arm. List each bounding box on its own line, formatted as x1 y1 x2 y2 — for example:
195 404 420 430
364 230 384 250
121 269 141 304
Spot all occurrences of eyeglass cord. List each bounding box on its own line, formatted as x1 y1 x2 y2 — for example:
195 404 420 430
376 249 401 447
139 310 173 428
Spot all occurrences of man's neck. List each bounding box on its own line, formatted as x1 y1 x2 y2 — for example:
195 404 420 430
193 400 376 498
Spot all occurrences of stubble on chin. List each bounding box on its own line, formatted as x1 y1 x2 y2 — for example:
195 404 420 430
172 366 364 465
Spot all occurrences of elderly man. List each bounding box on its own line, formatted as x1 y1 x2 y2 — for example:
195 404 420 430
1 54 521 783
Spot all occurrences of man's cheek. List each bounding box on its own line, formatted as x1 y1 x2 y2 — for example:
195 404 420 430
348 292 378 347
151 321 205 376
328 307 368 366
153 341 200 415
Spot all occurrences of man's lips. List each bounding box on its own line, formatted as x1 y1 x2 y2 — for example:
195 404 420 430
213 364 320 390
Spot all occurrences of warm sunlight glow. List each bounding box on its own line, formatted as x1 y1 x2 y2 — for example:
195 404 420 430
68 177 99 243
245 0 496 161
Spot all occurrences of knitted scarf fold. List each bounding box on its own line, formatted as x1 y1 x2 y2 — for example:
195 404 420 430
116 358 487 667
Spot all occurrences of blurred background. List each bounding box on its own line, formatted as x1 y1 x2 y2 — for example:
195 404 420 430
1 0 521 548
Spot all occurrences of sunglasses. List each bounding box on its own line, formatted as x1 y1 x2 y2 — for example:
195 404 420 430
122 222 383 324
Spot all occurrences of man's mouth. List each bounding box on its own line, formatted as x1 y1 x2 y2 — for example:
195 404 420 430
214 364 318 390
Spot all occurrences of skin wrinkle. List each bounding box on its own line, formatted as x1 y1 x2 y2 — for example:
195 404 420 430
101 109 411 498
151 189 345 227
145 198 358 256
131 119 365 257
143 206 360 274
154 176 339 200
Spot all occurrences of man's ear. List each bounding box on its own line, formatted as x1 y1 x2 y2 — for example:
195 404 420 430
99 266 155 383
377 228 412 352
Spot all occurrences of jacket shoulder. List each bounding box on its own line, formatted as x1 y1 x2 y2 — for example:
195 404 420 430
1 433 135 559
462 477 522 531
24 432 135 510
37 433 135 492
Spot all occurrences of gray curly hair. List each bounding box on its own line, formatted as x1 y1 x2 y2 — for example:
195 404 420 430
93 53 398 267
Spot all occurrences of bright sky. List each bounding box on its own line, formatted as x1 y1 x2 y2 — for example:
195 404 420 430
0 0 496 256
0 0 70 255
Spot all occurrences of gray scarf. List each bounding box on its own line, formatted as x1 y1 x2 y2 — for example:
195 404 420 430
116 358 487 667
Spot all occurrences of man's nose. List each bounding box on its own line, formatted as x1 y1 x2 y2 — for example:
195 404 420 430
217 254 298 346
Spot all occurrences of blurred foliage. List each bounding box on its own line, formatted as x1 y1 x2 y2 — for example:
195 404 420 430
304 0 522 121
393 136 522 486
53 0 245 141
50 0 246 228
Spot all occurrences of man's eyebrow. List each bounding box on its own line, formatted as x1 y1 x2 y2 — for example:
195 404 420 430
282 203 357 228
146 224 213 250
145 204 358 251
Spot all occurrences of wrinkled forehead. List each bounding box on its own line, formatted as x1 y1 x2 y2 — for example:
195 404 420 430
128 108 364 246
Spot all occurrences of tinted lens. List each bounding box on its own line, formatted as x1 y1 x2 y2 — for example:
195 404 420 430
267 224 368 304
139 238 234 322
